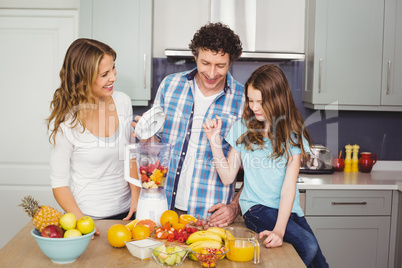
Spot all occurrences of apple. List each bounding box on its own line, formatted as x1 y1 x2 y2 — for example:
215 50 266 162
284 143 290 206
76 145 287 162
41 225 64 238
64 229 82 238
59 213 77 230
77 216 95 234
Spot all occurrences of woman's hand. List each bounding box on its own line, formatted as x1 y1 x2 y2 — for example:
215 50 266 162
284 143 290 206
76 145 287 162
259 230 283 248
202 116 222 143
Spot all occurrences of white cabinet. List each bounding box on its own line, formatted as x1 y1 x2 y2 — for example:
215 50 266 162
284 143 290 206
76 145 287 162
304 190 392 268
0 8 77 249
80 0 153 106
382 0 402 106
303 0 402 111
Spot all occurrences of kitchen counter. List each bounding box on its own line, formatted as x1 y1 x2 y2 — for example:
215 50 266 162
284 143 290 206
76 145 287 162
297 161 402 191
0 219 306 268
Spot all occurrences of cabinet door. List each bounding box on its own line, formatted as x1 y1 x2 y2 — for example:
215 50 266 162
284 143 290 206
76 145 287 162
0 9 76 248
306 216 390 268
80 0 152 106
382 0 402 105
304 0 384 106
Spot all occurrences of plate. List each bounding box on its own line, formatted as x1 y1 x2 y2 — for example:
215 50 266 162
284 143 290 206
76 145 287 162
135 106 165 140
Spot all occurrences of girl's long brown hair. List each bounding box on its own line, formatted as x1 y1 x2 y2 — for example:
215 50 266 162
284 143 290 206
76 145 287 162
237 64 312 165
46 38 116 145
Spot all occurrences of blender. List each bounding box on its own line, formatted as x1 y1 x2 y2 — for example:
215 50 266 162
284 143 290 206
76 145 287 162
124 142 172 225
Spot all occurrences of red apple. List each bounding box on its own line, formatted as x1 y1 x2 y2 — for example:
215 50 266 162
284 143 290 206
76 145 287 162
41 224 64 238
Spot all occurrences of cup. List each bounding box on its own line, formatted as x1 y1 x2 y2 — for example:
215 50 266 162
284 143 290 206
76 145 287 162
332 158 344 172
225 227 259 264
358 152 378 173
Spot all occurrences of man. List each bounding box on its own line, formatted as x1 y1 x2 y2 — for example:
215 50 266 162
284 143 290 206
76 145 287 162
134 22 244 226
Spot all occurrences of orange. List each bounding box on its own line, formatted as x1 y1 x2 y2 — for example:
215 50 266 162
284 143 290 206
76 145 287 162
160 210 179 226
107 224 132 248
179 214 197 225
132 225 151 240
172 222 185 231
125 218 139 231
134 219 157 233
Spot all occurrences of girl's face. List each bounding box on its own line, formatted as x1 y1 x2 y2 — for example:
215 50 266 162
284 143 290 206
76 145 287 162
247 85 266 122
92 54 116 101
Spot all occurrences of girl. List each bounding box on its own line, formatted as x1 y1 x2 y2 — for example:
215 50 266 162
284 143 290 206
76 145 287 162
202 64 328 267
47 39 140 234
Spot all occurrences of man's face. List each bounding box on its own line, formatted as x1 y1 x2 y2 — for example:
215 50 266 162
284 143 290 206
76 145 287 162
194 49 230 94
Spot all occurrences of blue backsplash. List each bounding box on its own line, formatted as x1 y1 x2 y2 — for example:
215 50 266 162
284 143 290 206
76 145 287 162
133 58 402 160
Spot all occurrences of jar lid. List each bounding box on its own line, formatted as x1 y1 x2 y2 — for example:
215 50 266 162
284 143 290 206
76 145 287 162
135 106 165 140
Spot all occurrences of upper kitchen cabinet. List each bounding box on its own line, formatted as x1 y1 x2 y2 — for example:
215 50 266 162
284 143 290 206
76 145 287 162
382 0 402 106
303 0 402 111
80 0 152 106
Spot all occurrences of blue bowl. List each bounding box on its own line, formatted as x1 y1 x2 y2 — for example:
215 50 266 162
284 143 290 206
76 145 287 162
31 228 95 264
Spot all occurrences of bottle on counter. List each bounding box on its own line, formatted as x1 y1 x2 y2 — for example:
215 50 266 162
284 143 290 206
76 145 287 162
344 144 352 172
352 144 360 172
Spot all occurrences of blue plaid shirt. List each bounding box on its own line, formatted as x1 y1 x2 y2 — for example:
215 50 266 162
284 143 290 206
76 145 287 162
154 68 244 220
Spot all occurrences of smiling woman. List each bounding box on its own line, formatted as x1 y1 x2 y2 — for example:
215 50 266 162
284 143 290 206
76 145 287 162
46 38 140 234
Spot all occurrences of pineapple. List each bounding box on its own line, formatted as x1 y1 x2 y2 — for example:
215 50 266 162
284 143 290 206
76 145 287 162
19 195 63 232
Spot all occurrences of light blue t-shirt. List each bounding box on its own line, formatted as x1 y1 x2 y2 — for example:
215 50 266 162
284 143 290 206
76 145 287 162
225 119 307 217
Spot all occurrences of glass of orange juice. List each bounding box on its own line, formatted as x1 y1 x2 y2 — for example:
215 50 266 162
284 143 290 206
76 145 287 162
225 227 260 264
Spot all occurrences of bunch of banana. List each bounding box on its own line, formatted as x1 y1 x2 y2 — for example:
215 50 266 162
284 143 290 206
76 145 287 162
186 228 226 261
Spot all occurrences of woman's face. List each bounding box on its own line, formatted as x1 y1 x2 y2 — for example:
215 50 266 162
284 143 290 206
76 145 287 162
247 85 266 122
92 54 116 101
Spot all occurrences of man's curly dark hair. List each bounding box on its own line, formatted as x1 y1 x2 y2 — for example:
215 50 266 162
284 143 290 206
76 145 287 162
189 22 242 64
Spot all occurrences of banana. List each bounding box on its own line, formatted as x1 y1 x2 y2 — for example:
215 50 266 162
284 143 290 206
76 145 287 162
188 240 222 252
186 230 222 244
206 227 226 240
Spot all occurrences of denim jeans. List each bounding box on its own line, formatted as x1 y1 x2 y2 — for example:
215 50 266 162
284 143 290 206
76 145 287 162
243 204 329 268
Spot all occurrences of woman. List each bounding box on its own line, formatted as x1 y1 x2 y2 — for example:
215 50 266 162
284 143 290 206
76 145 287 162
47 38 139 234
203 64 328 267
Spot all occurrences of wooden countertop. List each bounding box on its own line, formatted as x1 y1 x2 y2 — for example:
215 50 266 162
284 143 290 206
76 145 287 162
0 219 305 268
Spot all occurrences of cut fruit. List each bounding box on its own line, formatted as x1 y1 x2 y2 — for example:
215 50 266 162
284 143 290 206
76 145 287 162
172 222 185 231
179 214 197 225
125 219 139 231
134 219 157 233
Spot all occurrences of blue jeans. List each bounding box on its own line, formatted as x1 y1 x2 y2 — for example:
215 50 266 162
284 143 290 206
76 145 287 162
243 205 328 268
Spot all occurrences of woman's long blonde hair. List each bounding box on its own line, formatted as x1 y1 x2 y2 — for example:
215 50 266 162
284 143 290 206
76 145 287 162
237 64 312 165
46 38 116 145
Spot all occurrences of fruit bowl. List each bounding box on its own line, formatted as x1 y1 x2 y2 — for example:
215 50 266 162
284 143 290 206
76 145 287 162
190 248 228 268
151 242 189 266
31 228 95 264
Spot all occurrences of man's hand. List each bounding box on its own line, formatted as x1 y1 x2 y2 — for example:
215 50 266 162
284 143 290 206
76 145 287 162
207 202 240 227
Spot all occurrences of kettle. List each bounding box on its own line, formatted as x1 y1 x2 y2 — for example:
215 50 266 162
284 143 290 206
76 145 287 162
300 145 334 174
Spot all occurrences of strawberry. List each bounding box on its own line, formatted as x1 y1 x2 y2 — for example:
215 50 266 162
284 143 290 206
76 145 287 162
146 164 156 173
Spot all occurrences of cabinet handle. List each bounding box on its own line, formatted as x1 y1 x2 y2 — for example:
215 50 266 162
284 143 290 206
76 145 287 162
386 61 391 95
318 59 323 93
331 201 367 205
143 54 147 89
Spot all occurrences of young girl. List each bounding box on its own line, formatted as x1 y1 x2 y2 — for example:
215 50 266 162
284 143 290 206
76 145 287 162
47 39 139 234
203 64 328 267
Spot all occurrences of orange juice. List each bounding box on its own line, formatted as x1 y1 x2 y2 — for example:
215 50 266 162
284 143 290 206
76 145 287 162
226 239 255 262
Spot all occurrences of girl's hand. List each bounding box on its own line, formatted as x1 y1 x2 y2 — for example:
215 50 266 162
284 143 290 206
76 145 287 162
259 230 283 248
202 116 222 143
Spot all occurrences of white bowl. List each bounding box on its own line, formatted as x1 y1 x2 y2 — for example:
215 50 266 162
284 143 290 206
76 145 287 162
135 106 165 140
126 238 163 260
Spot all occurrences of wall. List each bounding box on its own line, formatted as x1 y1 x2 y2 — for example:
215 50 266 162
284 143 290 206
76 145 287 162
133 58 402 160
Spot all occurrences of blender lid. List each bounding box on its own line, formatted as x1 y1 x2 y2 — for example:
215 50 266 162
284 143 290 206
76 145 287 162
135 106 165 140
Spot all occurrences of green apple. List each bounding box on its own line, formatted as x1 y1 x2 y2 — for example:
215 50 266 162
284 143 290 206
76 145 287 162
64 229 82 238
59 213 77 230
77 216 95 234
